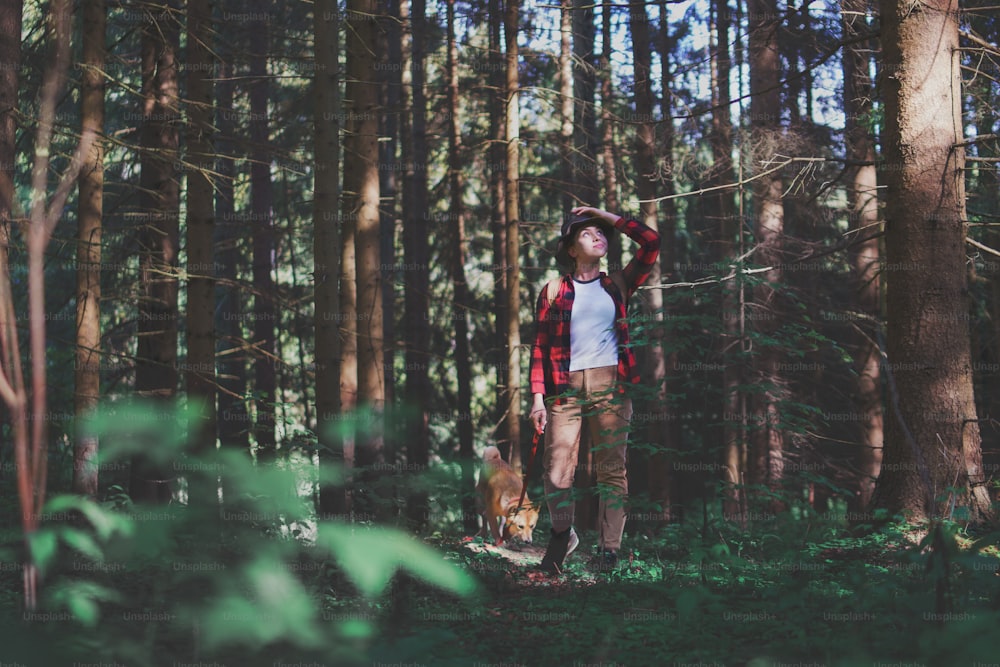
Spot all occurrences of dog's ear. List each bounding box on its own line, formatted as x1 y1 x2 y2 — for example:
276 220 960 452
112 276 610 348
498 515 507 533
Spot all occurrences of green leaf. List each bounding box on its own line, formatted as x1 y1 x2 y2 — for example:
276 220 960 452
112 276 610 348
27 528 58 577
59 527 104 562
197 556 324 650
47 580 120 628
44 494 133 541
316 523 477 598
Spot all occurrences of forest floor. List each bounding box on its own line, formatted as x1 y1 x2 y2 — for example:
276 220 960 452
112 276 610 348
360 524 1000 667
3 506 1000 667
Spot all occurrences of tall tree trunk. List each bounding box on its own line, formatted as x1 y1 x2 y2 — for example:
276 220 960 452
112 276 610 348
747 0 786 497
74 0 103 498
339 124 358 491
249 0 277 463
629 2 668 518
648 2 680 524
502 0 522 469
215 12 249 460
0 0 21 493
711 0 743 520
873 0 993 524
489 0 507 455
133 0 181 503
381 0 399 414
559 0 574 211
346 0 385 514
447 0 476 534
842 0 882 512
0 0 18 252
403 0 431 529
571 0 600 531
599 2 621 272
186 0 217 508
572 0 598 207
314 0 345 518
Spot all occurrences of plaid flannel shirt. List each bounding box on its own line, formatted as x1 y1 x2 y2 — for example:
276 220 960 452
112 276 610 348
529 216 661 403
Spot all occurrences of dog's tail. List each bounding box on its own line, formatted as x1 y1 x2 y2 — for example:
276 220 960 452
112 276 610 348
482 445 503 463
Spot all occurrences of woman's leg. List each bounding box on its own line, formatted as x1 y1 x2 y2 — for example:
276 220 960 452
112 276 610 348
584 365 631 551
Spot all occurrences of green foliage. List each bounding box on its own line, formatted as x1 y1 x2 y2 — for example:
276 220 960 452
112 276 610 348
0 399 477 666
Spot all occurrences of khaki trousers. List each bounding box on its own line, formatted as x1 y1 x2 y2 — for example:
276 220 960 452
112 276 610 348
542 365 631 550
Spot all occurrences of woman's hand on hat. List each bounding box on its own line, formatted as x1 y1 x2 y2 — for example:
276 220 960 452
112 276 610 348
570 205 615 223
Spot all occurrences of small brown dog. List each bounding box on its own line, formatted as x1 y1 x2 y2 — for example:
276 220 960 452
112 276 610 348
476 446 539 545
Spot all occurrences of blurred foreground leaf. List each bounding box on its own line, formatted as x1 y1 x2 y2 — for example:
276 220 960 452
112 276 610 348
316 522 478 598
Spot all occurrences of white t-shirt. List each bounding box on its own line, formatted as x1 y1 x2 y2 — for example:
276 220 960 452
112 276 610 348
569 277 619 371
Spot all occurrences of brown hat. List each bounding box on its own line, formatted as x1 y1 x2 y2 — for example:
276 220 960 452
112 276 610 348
555 213 616 267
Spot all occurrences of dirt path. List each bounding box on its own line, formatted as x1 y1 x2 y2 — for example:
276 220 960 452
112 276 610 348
459 536 600 586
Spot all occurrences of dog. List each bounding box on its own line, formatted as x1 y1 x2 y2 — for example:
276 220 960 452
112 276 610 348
476 446 539 546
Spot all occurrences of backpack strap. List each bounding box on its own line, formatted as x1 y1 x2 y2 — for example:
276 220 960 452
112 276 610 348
545 277 561 304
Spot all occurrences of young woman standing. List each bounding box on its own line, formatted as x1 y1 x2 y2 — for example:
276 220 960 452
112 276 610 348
529 205 661 574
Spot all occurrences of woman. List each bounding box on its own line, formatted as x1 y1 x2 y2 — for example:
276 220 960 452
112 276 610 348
529 205 661 574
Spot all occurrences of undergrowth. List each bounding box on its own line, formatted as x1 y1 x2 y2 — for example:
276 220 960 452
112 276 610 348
0 400 998 666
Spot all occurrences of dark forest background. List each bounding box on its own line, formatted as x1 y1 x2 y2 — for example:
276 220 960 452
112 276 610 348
0 0 998 664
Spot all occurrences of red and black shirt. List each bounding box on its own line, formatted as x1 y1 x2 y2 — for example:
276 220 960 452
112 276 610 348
529 216 661 403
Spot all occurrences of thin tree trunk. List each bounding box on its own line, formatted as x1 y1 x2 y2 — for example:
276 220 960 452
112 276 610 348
503 0 522 469
599 2 621 276
572 0 598 206
559 0 574 211
215 1 249 517
186 0 217 509
0 0 19 252
842 0 882 512
447 0 476 534
346 0 385 517
403 0 431 529
629 2 668 518
249 0 277 463
21 0 84 609
647 2 680 524
133 0 181 503
74 0 103 498
711 0 742 521
314 0 344 518
489 0 507 455
747 0 786 497
874 0 993 524
0 0 21 496
381 0 399 414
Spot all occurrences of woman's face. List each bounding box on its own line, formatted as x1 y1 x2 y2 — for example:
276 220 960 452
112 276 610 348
569 225 608 264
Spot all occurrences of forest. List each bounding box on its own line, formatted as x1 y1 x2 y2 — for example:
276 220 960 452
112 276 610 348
0 0 999 664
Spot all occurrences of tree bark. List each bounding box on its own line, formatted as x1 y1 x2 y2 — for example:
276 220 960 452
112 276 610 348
74 0 103 498
842 0 882 512
314 0 344 518
503 0 523 469
629 2 669 519
346 0 385 517
599 2 621 274
133 0 181 503
559 0 574 211
874 0 993 524
747 0 786 496
0 0 19 254
572 0 598 207
249 0 277 463
489 0 507 454
447 0 477 534
185 0 217 508
711 0 743 520
402 0 432 529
